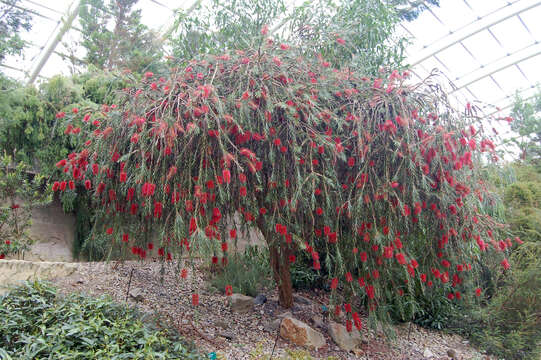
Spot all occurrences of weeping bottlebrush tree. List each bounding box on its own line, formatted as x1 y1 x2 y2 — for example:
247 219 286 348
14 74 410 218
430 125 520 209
53 34 518 330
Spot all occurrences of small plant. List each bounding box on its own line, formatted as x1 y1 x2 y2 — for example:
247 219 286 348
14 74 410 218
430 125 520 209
211 246 272 297
0 281 202 359
0 154 51 259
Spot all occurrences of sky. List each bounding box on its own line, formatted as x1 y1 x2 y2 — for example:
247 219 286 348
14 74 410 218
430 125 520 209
2 0 540 123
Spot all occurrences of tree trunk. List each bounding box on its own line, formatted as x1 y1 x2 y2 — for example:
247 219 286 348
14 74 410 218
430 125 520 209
257 216 294 308
269 243 294 308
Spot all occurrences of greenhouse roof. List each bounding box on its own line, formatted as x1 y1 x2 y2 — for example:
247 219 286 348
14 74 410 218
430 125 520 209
2 0 540 118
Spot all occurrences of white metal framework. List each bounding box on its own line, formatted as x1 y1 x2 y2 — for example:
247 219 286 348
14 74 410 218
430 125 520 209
2 0 540 118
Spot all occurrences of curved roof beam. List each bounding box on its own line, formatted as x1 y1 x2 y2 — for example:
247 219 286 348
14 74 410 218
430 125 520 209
409 0 541 67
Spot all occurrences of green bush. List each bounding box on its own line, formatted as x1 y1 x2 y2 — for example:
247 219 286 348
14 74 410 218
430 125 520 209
211 246 272 297
0 281 202 359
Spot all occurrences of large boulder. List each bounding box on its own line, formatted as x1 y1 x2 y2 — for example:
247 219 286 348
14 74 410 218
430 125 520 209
328 321 362 351
229 293 254 313
280 316 326 350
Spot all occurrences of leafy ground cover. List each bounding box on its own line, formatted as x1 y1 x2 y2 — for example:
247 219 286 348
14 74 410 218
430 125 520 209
0 281 201 359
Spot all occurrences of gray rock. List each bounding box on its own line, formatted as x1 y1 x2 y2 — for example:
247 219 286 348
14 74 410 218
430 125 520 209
447 349 457 359
215 320 228 329
218 331 235 340
311 315 325 329
129 288 144 302
254 294 267 305
328 321 362 352
293 294 312 305
423 348 435 358
230 293 254 313
265 318 282 332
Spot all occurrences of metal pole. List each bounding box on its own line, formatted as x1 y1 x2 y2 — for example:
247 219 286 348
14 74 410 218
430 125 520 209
26 0 81 85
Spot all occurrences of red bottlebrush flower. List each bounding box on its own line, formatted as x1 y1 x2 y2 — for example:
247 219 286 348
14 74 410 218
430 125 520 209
192 293 199 306
239 186 247 197
56 159 67 168
212 256 218 264
330 277 338 290
60 181 67 191
313 260 321 270
345 272 353 282
316 207 323 216
334 305 341 317
390 182 399 188
288 254 296 263
56 111 65 119
328 232 337 243
122 234 129 243
475 288 482 297
206 180 215 189
441 259 450 268
501 258 510 270
336 38 346 45
52 182 60 191
372 269 380 279
383 226 389 235
0 254 4 259
259 207 267 215
344 303 352 313
130 203 138 215
420 273 427 282
97 182 105 194
238 173 247 183
447 293 455 300
180 268 188 279
106 227 113 235
222 169 231 184
120 172 127 183
92 163 99 175
353 312 362 330
229 229 237 239
84 180 91 190
221 242 228 252
360 252 367 262
225 285 233 296
154 202 163 218
189 217 197 234
403 204 410 217
395 253 407 265
314 188 321 196
323 226 330 236
347 157 355 167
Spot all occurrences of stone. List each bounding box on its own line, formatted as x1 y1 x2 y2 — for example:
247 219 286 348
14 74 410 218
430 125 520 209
265 318 282 332
277 311 293 319
129 288 144 302
423 348 435 358
218 331 235 340
328 321 362 352
311 315 325 329
230 293 254 313
280 316 326 350
215 320 228 329
293 294 312 305
447 349 457 359
254 294 267 305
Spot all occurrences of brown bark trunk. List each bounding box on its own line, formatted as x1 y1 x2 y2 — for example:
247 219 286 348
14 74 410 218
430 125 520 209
269 243 294 308
258 216 294 309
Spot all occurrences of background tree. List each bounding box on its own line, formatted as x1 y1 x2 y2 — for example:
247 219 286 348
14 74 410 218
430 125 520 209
77 0 163 73
171 0 438 74
0 0 32 65
509 88 541 166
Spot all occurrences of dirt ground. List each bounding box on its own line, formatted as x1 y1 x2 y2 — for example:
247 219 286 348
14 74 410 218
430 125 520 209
52 261 491 360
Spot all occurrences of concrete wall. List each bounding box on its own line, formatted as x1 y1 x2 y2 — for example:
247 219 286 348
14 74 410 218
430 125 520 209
8 200 265 263
20 198 76 262
0 259 78 294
